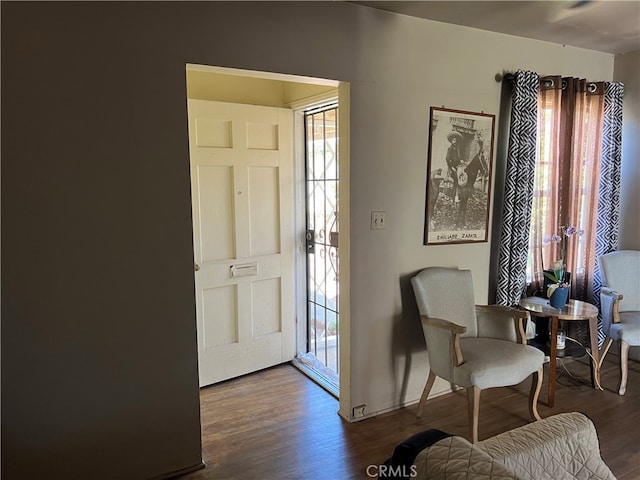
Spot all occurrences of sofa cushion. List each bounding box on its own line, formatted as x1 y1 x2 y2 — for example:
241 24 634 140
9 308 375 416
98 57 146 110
410 413 615 480
414 436 517 479
476 413 615 480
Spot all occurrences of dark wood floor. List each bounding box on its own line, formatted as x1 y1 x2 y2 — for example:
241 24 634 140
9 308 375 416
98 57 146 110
183 354 639 480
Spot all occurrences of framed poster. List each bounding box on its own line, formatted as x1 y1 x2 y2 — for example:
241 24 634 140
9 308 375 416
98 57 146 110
424 107 495 245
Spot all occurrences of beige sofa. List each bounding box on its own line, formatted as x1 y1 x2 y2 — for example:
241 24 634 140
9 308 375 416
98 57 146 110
383 412 616 479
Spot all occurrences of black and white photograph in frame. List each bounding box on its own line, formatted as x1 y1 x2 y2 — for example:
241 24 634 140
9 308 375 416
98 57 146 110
424 107 494 245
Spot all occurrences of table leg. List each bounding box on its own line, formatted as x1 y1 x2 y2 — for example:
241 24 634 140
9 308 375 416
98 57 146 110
548 315 558 407
588 316 601 390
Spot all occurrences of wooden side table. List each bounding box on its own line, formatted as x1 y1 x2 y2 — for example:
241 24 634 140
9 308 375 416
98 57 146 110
518 297 601 407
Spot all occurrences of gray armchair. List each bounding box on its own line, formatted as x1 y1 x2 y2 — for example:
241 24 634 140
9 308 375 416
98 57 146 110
598 250 640 395
411 267 544 443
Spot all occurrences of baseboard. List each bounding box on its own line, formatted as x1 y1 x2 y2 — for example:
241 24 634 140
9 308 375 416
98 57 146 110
149 461 205 479
337 385 464 424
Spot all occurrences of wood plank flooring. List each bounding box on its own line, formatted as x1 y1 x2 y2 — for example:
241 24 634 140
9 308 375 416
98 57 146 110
183 354 639 480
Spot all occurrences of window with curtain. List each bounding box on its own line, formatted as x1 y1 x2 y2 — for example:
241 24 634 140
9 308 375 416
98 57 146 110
526 76 605 302
497 70 622 343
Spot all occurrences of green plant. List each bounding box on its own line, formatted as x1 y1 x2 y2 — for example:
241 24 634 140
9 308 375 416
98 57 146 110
542 225 583 290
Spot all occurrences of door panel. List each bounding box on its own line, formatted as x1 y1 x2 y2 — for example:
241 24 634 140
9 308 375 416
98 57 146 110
248 166 280 256
188 99 295 387
252 278 281 337
198 165 235 261
203 285 237 347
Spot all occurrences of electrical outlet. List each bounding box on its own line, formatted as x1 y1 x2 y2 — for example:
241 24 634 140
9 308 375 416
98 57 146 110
371 211 386 230
352 404 367 418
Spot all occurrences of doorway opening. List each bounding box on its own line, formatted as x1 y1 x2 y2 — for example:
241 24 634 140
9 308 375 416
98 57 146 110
295 104 340 396
185 64 350 414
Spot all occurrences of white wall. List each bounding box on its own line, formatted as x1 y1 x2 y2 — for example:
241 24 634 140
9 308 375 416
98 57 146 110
614 49 640 361
338 5 615 415
1 3 619 477
614 49 640 251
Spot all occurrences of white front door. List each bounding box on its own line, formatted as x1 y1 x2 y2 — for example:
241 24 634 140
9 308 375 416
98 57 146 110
187 99 295 387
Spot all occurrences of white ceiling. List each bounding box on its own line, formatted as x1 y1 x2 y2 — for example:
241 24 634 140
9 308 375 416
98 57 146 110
354 1 640 54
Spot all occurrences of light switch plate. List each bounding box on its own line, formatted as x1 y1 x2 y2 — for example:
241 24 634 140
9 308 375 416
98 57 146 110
371 211 386 230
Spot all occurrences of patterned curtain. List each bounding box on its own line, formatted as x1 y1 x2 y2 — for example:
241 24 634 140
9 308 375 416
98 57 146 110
496 70 539 306
593 82 624 344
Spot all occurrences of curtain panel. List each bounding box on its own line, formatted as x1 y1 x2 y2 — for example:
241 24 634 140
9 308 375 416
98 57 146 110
504 74 624 345
593 82 624 344
528 77 605 302
495 70 539 306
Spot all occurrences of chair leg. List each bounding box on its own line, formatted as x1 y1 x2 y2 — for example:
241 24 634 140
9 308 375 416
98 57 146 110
416 370 437 418
598 337 614 370
619 341 630 396
529 367 543 421
467 386 481 444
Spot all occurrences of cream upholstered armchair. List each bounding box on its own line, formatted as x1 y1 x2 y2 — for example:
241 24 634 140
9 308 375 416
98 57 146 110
411 267 544 443
598 250 640 395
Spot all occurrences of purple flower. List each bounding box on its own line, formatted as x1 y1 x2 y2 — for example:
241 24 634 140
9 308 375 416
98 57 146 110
542 225 585 283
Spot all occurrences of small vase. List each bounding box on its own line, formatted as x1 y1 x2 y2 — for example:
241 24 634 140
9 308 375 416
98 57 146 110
549 285 570 308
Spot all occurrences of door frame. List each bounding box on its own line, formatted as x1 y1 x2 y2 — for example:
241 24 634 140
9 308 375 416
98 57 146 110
293 100 339 398
185 64 351 420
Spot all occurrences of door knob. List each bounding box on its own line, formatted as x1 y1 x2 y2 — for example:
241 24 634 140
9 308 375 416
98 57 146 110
194 263 200 272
